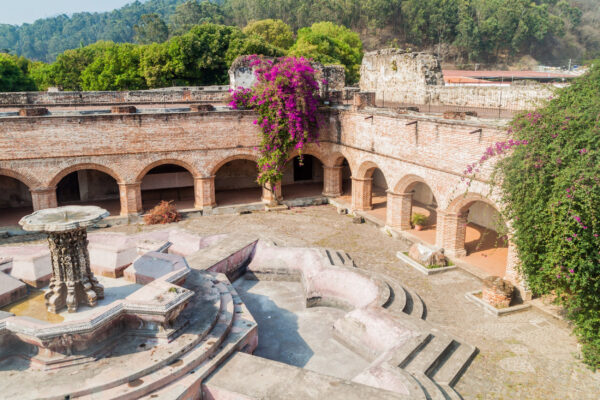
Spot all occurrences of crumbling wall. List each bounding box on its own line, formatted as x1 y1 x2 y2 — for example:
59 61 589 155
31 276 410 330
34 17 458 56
228 56 346 96
359 49 552 110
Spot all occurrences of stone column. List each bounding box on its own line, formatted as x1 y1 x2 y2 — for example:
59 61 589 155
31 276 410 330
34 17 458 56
119 183 142 215
351 177 373 211
194 176 216 209
386 191 413 230
262 182 282 204
435 210 468 257
322 166 343 197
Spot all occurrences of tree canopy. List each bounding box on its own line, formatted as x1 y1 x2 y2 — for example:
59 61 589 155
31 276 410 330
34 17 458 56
0 0 594 66
290 22 363 84
0 53 35 91
134 13 169 44
243 19 295 50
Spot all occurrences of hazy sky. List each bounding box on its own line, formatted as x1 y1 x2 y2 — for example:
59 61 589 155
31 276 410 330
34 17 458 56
0 0 133 25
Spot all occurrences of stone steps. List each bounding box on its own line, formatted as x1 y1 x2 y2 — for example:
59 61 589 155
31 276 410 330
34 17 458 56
401 286 427 320
430 342 478 387
402 336 455 376
78 279 238 400
410 371 450 400
319 248 356 268
139 281 258 399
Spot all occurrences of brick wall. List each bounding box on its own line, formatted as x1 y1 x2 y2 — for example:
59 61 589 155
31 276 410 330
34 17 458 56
0 87 230 107
359 49 552 110
0 102 526 293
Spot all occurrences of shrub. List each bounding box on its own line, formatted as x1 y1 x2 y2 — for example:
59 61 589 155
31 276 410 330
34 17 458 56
143 201 181 225
462 62 600 369
411 213 428 226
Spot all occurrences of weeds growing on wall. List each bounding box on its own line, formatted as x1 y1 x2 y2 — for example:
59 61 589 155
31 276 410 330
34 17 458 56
464 63 600 369
229 55 321 196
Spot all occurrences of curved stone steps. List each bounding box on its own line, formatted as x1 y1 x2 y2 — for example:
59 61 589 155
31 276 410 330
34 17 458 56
410 371 450 400
34 272 223 400
439 384 464 400
78 279 236 400
401 286 427 320
139 281 258 400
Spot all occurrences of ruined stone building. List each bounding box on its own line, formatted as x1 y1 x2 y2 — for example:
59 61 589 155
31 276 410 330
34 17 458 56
0 50 553 298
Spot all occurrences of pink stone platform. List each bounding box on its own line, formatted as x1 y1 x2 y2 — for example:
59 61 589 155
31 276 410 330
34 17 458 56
88 229 227 278
0 245 51 288
0 272 27 308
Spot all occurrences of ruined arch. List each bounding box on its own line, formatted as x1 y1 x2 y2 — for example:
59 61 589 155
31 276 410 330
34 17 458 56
49 163 123 188
135 159 198 183
447 192 501 216
394 174 434 195
209 154 259 177
0 168 40 189
355 160 385 180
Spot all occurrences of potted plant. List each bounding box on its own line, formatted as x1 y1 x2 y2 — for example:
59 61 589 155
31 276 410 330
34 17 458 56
411 213 428 231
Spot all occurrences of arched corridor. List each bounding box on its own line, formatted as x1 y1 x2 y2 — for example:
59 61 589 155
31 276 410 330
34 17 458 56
462 201 508 277
214 159 262 206
281 155 325 200
56 170 121 216
0 175 33 226
140 164 195 211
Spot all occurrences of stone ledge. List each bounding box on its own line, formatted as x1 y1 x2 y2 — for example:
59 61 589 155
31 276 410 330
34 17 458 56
396 251 457 275
465 290 531 317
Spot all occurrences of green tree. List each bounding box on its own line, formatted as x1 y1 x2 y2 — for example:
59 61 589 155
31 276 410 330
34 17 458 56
134 13 169 44
289 21 362 84
140 23 281 87
242 19 294 50
80 43 146 90
0 53 36 91
47 41 114 90
169 0 225 36
28 61 55 91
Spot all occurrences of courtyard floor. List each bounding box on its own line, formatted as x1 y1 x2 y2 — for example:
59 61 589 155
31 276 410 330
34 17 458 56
3 204 599 399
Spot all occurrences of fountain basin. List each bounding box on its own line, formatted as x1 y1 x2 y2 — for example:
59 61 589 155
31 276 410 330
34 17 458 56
0 265 193 370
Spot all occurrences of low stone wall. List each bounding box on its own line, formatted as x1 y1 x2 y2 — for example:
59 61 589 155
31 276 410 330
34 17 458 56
0 86 230 107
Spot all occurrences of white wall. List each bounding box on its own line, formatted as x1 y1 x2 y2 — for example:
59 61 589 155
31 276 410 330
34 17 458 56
468 201 502 231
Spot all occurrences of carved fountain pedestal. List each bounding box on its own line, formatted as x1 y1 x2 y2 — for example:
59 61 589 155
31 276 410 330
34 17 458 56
19 206 109 313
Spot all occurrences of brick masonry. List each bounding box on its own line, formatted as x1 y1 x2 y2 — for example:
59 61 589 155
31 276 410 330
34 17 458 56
0 95 525 292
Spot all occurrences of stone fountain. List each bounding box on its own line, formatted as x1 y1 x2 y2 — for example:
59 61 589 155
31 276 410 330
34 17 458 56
19 206 108 313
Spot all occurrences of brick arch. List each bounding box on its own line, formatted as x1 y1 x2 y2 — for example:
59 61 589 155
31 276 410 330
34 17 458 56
135 159 199 182
0 168 41 189
393 174 438 200
209 154 259 176
355 160 385 181
446 192 501 215
324 150 354 170
285 151 327 168
48 163 123 188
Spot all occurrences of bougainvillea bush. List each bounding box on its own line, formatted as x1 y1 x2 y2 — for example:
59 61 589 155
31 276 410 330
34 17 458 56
229 55 321 201
494 64 600 368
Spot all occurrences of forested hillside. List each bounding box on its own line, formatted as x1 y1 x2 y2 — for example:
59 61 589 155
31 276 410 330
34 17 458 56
0 0 598 66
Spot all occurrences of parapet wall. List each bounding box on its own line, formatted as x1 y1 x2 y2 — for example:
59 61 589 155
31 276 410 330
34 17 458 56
0 86 230 107
359 49 552 110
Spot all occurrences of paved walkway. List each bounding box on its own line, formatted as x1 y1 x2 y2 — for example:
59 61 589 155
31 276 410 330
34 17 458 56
12 204 599 399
